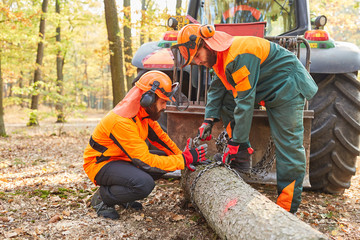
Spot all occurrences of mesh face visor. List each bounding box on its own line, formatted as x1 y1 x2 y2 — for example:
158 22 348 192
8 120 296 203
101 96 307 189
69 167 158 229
161 82 189 111
170 44 189 69
170 36 197 69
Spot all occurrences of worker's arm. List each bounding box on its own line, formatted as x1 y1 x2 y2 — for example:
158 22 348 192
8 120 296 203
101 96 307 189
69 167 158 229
204 74 227 122
111 119 185 172
147 120 182 155
228 53 261 144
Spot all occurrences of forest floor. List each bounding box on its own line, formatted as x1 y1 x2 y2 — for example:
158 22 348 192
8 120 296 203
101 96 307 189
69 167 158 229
0 107 359 240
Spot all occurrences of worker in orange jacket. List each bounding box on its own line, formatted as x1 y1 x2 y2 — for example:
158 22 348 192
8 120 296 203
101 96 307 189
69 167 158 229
83 70 208 219
171 24 318 214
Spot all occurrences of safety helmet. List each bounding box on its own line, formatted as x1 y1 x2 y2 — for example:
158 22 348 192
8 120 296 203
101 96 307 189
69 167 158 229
135 70 179 107
171 24 234 68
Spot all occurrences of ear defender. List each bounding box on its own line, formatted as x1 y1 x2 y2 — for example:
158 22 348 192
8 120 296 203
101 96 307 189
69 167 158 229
140 81 160 107
199 25 215 38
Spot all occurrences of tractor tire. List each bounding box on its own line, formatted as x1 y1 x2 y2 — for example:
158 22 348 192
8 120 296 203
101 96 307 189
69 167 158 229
308 72 360 194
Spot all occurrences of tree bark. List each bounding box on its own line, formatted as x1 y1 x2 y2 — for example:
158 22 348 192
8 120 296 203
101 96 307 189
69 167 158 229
181 164 327 240
176 0 182 15
29 0 48 126
140 0 146 45
104 0 126 107
55 0 65 123
123 0 134 90
0 50 6 136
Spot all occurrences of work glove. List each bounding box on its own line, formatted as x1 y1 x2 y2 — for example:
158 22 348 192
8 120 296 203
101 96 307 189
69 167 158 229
182 138 208 171
198 120 213 141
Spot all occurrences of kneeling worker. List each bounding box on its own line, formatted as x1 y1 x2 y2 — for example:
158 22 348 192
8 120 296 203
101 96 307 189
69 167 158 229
83 70 208 219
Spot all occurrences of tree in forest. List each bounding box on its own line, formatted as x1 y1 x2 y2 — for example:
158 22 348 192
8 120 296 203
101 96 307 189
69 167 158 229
123 0 135 89
176 0 182 15
0 50 6 136
55 0 65 123
104 0 126 106
28 0 49 126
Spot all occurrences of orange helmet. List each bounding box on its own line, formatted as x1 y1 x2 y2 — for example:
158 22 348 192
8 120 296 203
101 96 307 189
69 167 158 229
135 71 179 106
171 24 233 68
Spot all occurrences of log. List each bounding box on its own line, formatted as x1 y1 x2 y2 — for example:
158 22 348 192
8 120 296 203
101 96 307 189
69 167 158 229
181 163 328 240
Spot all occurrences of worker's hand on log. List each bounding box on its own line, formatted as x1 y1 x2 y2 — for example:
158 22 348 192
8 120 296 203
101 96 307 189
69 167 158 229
198 120 213 141
222 140 240 164
182 138 208 171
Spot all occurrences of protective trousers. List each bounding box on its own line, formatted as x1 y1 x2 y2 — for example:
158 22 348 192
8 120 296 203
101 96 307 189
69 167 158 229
221 94 306 213
94 150 166 207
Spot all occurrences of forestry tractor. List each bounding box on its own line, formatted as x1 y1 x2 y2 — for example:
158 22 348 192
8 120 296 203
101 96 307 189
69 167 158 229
132 0 360 194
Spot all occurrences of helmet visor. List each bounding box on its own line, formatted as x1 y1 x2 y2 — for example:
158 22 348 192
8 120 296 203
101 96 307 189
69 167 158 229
170 45 189 69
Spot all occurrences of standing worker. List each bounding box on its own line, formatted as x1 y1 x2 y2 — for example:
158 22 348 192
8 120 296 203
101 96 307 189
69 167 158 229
171 24 318 213
83 70 208 219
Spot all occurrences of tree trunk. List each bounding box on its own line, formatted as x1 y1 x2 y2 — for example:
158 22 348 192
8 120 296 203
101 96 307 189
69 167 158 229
55 0 65 123
19 71 25 108
176 0 182 15
181 164 327 240
0 50 6 136
29 0 48 126
123 0 134 90
104 0 126 107
140 0 146 46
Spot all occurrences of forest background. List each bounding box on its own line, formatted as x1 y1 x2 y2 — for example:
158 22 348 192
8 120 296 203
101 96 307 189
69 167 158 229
0 0 359 133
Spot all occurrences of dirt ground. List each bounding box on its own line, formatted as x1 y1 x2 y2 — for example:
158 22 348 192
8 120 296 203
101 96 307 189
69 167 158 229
0 107 359 240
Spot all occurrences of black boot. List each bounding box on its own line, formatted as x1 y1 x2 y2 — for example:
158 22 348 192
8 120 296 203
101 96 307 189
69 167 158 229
230 148 253 174
120 201 143 210
91 189 120 219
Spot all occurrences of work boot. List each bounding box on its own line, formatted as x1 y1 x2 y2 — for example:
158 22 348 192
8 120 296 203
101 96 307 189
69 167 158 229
91 189 120 220
230 148 253 174
120 201 143 210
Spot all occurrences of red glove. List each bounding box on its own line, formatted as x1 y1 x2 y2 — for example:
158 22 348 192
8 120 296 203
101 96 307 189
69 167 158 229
198 120 213 141
182 138 208 171
222 140 240 164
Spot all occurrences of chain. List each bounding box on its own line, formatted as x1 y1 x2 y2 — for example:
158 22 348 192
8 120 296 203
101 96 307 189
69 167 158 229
189 161 242 211
189 135 276 210
215 130 229 153
193 136 200 148
250 137 276 181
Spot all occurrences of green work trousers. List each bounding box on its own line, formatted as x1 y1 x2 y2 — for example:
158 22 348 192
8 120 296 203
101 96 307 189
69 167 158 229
221 94 306 213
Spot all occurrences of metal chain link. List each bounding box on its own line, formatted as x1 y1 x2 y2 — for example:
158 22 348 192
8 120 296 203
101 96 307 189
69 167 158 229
189 134 276 211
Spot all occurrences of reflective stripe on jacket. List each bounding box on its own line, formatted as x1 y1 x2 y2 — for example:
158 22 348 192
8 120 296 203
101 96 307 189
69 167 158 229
83 107 184 184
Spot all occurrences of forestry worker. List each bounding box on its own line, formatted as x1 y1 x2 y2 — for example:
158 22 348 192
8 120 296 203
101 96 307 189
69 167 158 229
172 24 318 214
83 70 208 219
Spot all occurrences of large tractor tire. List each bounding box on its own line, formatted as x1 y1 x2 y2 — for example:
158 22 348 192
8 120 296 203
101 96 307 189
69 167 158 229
308 72 360 194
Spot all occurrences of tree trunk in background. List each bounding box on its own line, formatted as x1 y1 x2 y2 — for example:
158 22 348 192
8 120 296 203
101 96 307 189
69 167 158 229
104 0 125 106
0 50 6 136
123 0 134 90
19 71 25 108
84 60 90 108
181 165 327 240
140 0 146 45
55 0 65 123
29 0 48 126
176 0 182 15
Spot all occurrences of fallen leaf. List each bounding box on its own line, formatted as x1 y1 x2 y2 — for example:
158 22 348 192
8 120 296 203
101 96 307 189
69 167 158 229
0 216 9 222
62 210 71 216
171 214 185 221
134 213 144 221
4 231 18 238
48 215 62 223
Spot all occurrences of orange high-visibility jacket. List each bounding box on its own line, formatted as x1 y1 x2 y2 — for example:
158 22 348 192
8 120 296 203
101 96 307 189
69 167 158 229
83 107 184 184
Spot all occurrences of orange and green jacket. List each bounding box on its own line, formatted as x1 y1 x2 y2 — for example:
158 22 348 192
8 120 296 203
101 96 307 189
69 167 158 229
206 36 318 143
83 107 184 184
